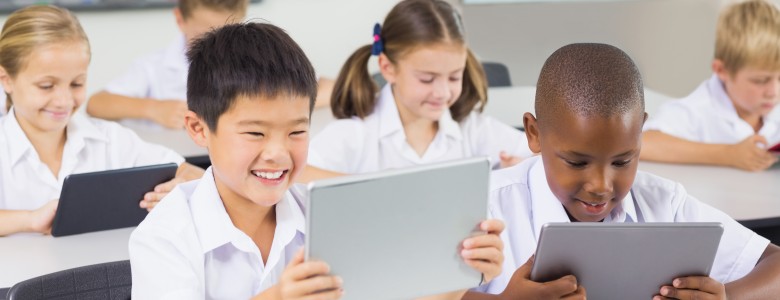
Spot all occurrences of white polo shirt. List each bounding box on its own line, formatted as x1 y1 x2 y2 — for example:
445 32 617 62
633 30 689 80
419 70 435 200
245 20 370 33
129 168 306 299
481 156 770 293
643 74 780 146
0 109 184 210
309 84 533 173
103 35 189 131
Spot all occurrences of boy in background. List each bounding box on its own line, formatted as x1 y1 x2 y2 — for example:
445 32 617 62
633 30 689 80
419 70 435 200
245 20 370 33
642 0 780 171
87 0 334 130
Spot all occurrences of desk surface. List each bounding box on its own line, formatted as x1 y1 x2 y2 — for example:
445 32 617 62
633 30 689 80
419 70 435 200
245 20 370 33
0 228 133 288
639 162 780 222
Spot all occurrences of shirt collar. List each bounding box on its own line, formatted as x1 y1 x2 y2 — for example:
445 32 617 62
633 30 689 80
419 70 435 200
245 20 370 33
190 168 306 254
376 84 462 140
1 109 107 166
163 34 188 70
526 156 637 240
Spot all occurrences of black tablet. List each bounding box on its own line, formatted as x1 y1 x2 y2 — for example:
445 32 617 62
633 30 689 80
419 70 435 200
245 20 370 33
51 163 178 237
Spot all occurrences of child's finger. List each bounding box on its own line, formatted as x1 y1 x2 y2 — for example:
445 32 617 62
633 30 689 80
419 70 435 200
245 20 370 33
154 178 182 193
286 261 332 281
561 285 586 300
672 276 723 294
461 247 502 264
295 275 343 297
480 219 505 234
463 233 503 251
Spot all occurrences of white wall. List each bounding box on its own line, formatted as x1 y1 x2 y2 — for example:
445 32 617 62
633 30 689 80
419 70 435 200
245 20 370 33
0 0 400 97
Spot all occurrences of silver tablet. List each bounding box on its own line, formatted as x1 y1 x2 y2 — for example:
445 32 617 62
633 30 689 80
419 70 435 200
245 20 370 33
306 157 490 300
531 222 724 299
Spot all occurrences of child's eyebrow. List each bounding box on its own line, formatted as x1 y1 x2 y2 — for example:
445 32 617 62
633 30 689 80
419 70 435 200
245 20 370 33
414 68 465 76
560 149 637 159
237 118 310 126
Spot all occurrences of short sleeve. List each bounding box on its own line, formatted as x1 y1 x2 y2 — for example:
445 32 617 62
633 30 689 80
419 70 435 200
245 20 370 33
103 57 155 99
308 120 365 174
129 222 203 299
643 100 703 141
671 183 769 283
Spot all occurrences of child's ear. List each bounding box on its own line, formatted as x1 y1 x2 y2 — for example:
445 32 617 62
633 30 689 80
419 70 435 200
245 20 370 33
523 112 542 154
378 53 397 84
712 59 731 83
184 110 209 148
0 66 13 94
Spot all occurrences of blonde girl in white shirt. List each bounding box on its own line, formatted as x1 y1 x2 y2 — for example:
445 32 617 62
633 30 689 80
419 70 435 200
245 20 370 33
302 0 531 181
0 5 203 236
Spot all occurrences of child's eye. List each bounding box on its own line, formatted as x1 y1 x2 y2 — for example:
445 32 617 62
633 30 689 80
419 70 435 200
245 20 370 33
612 160 632 167
565 160 587 168
449 77 462 82
244 132 264 137
71 83 84 88
751 78 771 85
419 78 434 84
38 85 53 90
290 130 307 136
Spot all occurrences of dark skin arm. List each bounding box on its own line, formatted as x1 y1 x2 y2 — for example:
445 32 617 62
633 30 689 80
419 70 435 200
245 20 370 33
656 244 780 300
461 256 586 300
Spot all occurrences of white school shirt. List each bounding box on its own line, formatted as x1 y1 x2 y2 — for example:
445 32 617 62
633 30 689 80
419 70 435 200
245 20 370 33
103 35 188 131
309 84 533 173
643 74 780 146
0 109 184 210
481 156 770 293
129 168 306 299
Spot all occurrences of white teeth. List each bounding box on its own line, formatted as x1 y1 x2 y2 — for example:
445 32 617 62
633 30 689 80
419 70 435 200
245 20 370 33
253 171 283 179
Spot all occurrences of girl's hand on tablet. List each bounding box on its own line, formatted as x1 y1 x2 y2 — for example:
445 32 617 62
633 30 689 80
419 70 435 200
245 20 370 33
30 199 58 234
462 219 505 283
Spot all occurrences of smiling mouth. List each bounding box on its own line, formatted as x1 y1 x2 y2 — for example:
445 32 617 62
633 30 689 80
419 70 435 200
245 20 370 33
251 170 287 180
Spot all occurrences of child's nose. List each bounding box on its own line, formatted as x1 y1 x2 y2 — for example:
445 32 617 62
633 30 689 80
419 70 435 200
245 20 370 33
260 139 287 163
584 168 614 196
52 86 75 107
432 79 451 99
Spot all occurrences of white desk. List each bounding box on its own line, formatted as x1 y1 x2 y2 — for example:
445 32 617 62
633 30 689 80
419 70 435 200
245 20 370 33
639 162 780 223
0 228 133 288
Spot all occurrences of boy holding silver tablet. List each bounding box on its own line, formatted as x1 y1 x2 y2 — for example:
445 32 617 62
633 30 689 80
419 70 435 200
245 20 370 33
483 43 780 299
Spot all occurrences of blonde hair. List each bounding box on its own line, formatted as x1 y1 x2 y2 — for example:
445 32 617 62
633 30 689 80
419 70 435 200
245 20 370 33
716 0 780 73
331 0 488 122
178 0 248 20
0 5 90 111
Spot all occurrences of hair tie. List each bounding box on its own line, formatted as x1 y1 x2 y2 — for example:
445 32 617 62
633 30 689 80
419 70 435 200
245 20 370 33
371 23 384 56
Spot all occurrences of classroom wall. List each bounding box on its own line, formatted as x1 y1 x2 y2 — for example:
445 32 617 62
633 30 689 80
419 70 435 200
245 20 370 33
0 0 776 100
462 0 780 98
0 0 400 98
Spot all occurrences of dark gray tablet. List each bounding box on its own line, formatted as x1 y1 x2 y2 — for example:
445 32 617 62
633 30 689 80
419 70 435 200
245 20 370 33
51 163 178 237
530 222 724 299
306 157 490 300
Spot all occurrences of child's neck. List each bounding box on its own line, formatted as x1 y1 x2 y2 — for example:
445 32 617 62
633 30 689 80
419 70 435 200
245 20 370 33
394 100 438 158
16 115 67 178
219 186 277 265
736 110 764 133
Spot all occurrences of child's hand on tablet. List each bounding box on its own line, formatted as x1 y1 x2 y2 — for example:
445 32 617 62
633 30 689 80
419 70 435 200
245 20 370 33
140 177 184 211
461 219 505 283
256 249 343 300
654 276 726 300
30 199 58 234
729 134 777 171
501 255 585 300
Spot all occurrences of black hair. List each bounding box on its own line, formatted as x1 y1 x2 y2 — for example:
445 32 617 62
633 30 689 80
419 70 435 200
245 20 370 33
535 43 644 127
187 21 317 131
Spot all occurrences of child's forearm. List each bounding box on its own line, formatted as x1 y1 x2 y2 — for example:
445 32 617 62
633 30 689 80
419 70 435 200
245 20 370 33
640 131 731 166
86 91 158 121
460 291 499 300
0 209 33 236
725 244 780 299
